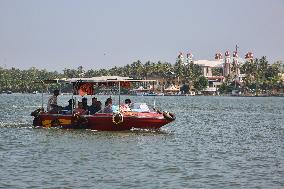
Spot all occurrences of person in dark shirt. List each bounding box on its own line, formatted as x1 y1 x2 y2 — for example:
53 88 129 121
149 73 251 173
82 97 89 111
88 97 102 114
63 99 75 113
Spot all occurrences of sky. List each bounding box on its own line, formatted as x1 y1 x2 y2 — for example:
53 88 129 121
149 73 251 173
0 0 283 71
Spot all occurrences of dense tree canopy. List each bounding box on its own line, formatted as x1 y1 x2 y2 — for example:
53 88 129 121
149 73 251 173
240 57 283 95
0 57 283 94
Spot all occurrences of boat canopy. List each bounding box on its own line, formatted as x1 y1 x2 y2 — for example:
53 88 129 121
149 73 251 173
39 76 157 96
41 76 156 84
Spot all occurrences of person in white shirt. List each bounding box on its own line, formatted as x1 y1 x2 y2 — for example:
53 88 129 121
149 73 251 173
47 90 62 113
120 99 132 112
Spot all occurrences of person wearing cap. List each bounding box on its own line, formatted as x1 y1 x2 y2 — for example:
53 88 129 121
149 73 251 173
47 90 62 113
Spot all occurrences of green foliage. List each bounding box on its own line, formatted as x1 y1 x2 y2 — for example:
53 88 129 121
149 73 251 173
218 83 227 94
0 66 60 93
0 56 283 94
194 76 208 91
180 84 190 94
240 56 283 94
188 63 202 81
218 77 235 94
212 67 223 76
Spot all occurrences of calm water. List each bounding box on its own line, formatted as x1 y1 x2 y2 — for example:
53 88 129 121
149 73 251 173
0 94 283 189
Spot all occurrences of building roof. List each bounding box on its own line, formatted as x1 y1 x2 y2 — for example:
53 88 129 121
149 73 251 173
194 59 223 67
193 58 245 68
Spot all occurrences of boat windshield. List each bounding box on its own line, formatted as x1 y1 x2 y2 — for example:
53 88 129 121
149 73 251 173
130 103 151 112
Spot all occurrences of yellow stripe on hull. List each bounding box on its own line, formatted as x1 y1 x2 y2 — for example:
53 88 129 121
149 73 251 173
42 118 72 127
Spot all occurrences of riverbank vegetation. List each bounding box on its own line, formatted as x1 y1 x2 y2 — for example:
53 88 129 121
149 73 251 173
0 57 283 95
220 57 284 95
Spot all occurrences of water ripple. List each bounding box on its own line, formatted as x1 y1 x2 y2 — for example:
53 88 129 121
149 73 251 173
0 94 283 188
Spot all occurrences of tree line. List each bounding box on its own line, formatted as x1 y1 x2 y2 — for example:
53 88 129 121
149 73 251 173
219 57 283 95
0 57 283 94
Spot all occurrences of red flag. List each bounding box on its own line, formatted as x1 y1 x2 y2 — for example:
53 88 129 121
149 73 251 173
78 82 94 96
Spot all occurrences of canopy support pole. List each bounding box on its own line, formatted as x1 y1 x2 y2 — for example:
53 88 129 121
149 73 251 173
153 81 156 108
118 81 121 111
41 81 44 110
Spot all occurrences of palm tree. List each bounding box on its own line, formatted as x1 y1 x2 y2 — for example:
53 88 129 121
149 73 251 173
141 61 150 79
130 60 143 79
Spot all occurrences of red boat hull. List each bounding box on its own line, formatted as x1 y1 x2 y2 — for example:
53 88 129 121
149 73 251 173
32 112 174 131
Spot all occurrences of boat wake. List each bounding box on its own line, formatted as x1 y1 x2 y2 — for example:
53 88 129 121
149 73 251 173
0 121 173 136
130 127 171 134
87 127 174 136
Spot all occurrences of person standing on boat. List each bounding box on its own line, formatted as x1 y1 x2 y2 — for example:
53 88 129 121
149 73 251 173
47 89 62 113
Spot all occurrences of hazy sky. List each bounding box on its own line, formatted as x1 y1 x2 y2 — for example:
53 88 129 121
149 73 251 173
0 0 283 71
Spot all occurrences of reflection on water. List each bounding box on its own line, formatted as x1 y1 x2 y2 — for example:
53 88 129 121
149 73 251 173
0 94 283 188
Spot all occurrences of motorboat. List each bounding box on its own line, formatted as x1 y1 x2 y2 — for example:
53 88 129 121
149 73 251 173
31 76 175 131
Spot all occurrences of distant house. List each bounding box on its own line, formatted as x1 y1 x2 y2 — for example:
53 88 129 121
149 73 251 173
188 51 248 94
164 84 180 95
146 75 180 93
193 59 224 78
280 73 284 81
